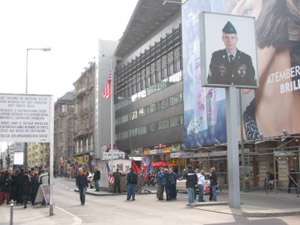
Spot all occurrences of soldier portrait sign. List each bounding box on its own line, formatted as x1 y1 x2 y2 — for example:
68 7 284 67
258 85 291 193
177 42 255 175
200 12 258 88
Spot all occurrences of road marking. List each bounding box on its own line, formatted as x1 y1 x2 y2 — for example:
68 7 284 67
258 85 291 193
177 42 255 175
55 205 82 225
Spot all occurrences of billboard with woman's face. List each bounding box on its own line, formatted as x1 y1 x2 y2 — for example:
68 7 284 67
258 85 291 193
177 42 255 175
183 0 300 149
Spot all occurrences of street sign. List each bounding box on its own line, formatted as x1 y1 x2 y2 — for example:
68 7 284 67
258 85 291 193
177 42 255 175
0 94 51 142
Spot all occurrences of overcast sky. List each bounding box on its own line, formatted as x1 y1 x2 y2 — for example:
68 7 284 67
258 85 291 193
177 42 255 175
0 0 138 152
0 0 138 100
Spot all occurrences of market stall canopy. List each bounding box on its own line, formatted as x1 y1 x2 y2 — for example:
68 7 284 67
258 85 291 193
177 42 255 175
151 162 168 167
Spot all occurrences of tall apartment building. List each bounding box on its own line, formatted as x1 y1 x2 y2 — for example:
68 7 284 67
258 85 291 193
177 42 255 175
73 62 95 171
27 143 48 169
54 91 75 175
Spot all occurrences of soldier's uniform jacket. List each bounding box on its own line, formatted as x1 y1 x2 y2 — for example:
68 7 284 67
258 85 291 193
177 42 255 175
208 49 256 86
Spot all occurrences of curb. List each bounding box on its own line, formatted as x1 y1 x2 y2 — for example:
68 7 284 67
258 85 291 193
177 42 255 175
193 201 229 207
74 189 155 196
241 209 300 217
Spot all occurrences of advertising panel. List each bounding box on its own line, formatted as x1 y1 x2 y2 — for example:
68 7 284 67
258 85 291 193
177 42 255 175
200 12 258 88
182 0 226 149
0 94 51 142
183 0 300 149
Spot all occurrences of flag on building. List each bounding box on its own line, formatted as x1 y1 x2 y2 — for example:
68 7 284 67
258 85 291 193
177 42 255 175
102 74 112 99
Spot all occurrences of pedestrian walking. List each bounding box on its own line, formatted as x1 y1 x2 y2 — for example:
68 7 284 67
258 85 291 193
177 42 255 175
76 168 88 205
197 170 205 202
22 171 32 209
209 167 217 201
93 167 101 192
127 168 138 201
156 167 165 200
183 165 198 206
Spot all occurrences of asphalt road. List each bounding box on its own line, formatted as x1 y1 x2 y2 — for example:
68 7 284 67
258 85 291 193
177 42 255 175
52 178 300 225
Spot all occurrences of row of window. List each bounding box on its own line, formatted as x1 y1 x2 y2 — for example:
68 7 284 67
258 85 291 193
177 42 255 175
116 71 182 112
116 92 183 126
116 114 183 141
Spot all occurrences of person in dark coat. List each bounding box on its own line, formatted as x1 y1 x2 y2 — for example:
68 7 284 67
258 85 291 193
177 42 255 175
22 171 32 209
209 167 217 201
164 168 171 201
126 168 138 201
31 172 39 205
156 167 165 200
93 168 101 192
10 170 18 203
16 168 24 204
0 170 11 204
183 165 198 206
76 168 88 205
113 169 123 194
169 168 177 200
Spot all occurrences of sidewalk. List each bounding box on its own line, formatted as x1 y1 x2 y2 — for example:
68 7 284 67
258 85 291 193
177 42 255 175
83 185 300 218
0 204 81 225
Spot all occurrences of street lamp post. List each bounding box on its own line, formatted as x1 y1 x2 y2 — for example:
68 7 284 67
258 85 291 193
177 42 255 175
24 48 51 169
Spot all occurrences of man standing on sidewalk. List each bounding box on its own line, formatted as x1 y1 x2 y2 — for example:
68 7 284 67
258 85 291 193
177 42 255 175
127 168 138 201
156 167 165 200
76 168 88 206
93 167 101 192
183 165 198 206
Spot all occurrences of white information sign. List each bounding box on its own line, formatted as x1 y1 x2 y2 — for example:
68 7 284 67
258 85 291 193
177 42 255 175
0 94 51 142
103 151 125 160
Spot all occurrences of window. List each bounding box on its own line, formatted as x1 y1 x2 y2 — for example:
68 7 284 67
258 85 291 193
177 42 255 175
131 128 138 137
60 132 64 142
61 104 67 113
68 118 72 127
68 132 72 141
121 114 129 123
159 98 169 110
132 111 138 120
137 126 147 135
170 93 183 106
148 122 158 133
158 119 169 130
138 107 146 117
147 103 158 114
170 115 183 127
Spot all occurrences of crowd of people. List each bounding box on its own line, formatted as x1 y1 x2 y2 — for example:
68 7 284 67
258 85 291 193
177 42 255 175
0 168 49 208
155 165 218 206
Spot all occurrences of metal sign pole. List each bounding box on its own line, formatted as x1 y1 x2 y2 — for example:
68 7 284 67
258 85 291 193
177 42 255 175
226 86 240 208
49 96 54 216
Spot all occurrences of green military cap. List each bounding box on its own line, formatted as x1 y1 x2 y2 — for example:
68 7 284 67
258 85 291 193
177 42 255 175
222 21 237 34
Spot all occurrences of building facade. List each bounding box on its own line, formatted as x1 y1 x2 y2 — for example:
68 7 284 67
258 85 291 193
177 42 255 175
54 91 75 176
73 62 95 171
114 0 183 171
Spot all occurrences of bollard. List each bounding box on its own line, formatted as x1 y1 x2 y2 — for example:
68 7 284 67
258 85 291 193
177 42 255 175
10 200 14 225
